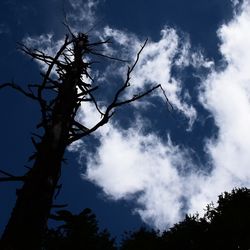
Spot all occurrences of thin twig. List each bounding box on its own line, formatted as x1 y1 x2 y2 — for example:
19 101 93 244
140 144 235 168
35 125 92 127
67 39 160 144
0 176 25 182
0 169 25 182
114 84 161 107
90 51 129 63
0 83 38 100
159 85 174 111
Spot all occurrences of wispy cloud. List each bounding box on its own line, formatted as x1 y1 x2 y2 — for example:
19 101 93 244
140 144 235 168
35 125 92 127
66 0 101 33
100 26 208 127
21 0 102 73
22 33 65 73
82 122 196 230
79 0 250 230
20 0 250 231
198 0 250 198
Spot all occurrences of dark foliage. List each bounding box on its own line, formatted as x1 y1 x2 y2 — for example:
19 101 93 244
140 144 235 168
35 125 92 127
204 187 250 249
43 208 116 250
161 215 209 250
13 186 248 249
119 187 250 250
120 228 162 250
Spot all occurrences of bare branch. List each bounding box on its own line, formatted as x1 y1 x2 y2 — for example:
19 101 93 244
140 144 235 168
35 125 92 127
0 176 25 182
0 169 15 177
0 169 25 182
89 50 129 63
54 184 62 199
67 39 161 144
0 82 38 100
62 22 76 39
72 120 90 133
130 38 148 73
77 86 98 95
51 204 68 209
88 39 112 47
159 85 174 111
107 39 149 107
114 84 160 106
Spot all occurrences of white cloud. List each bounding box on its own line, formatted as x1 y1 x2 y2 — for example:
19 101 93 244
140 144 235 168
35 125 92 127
21 0 102 66
231 0 240 7
83 123 193 229
22 1 199 128
22 33 65 73
20 0 250 232
78 0 250 231
198 0 250 193
67 0 100 32
101 26 201 127
23 33 64 55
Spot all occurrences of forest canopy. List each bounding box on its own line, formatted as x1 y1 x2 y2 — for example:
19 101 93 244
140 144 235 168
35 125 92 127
43 188 250 249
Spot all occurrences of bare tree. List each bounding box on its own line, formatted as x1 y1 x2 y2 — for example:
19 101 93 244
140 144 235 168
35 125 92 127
0 32 161 249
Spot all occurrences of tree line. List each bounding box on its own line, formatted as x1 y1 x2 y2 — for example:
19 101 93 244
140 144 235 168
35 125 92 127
44 187 250 250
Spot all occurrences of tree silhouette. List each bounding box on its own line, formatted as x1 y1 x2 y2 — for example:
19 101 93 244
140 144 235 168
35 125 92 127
120 227 161 250
119 188 250 250
43 208 116 250
0 31 161 249
204 187 250 249
161 215 209 250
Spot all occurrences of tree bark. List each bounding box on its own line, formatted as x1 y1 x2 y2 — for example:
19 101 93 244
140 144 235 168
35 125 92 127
1 39 83 249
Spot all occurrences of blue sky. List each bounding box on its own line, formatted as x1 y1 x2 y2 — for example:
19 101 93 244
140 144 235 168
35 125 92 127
1 0 250 239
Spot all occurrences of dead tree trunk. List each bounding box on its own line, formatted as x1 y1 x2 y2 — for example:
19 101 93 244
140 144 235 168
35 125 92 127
0 33 161 249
